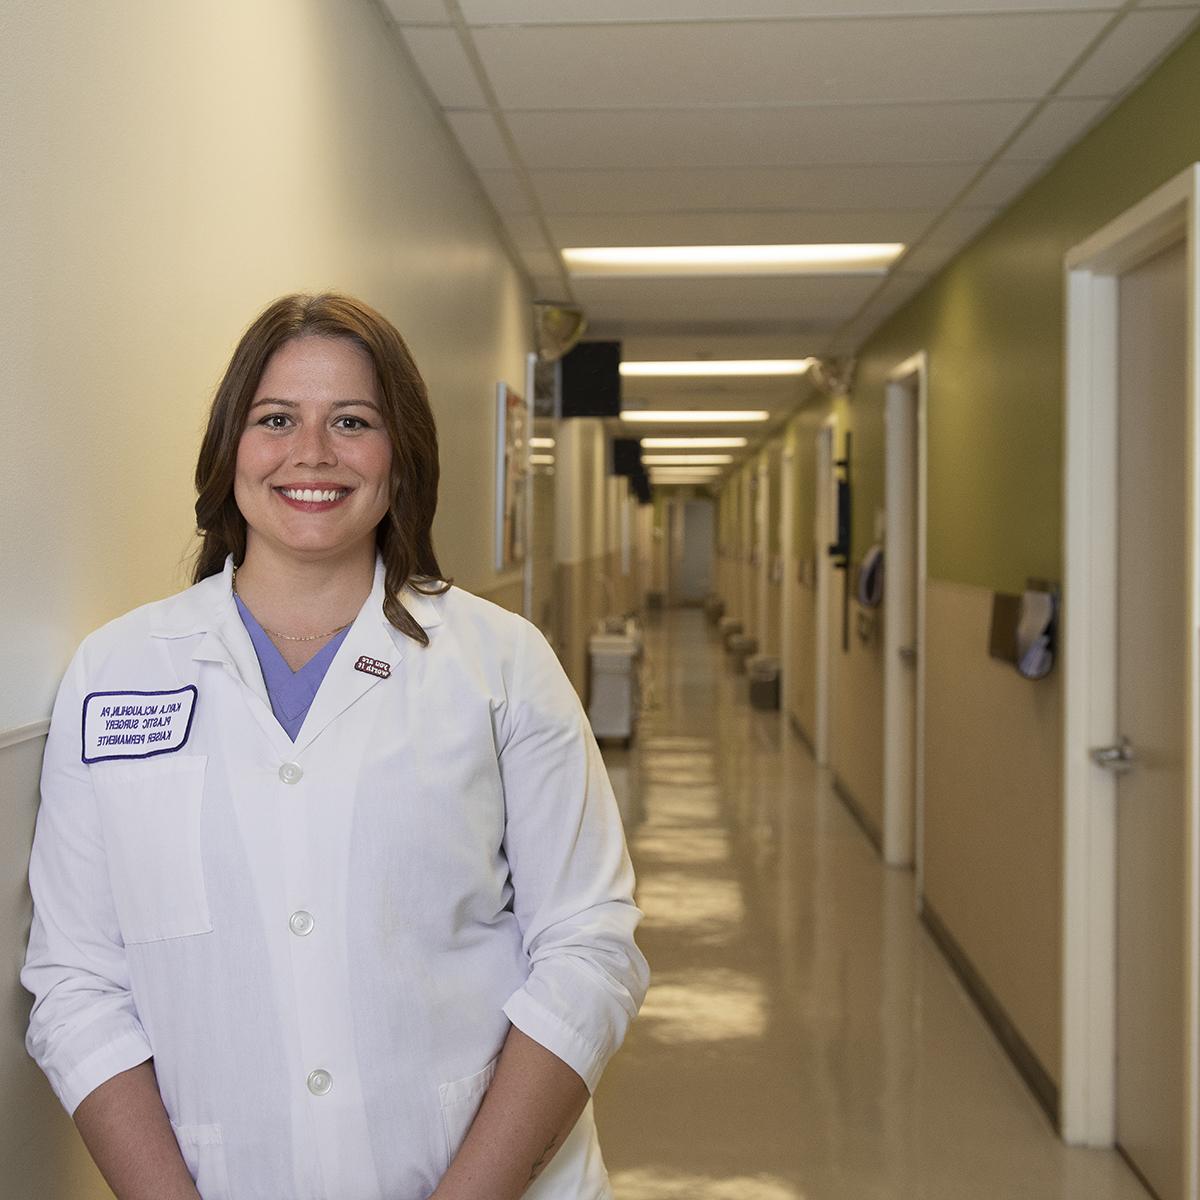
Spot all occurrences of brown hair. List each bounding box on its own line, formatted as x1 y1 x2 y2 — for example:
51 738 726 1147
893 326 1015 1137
193 292 450 646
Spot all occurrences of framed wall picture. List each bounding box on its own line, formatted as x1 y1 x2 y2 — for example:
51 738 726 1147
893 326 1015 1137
494 380 529 572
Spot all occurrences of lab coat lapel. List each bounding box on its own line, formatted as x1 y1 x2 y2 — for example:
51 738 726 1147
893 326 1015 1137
290 560 443 754
290 604 404 755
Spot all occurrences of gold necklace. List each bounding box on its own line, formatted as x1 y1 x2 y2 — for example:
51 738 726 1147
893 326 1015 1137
232 566 354 643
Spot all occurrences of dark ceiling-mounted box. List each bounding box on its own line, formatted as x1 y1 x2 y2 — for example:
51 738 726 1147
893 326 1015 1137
611 437 643 477
560 341 621 418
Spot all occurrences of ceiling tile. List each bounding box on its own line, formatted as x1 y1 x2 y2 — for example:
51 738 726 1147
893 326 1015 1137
476 169 532 214
530 163 980 214
518 248 563 277
531 274 568 300
571 274 878 323
507 103 1035 170
445 111 511 169
1060 9 1200 97
548 209 934 248
897 206 999 273
472 14 1111 109
959 158 1049 207
1000 96 1110 159
460 1 1126 22
383 0 450 23
610 331 823 362
501 213 553 251
401 28 487 108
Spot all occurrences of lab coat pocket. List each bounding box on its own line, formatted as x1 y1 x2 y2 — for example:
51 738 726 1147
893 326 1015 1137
92 755 213 944
172 1122 231 1199
439 1056 499 1167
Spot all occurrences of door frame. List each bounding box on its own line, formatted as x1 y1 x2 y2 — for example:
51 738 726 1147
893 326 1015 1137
781 429 798 722
882 353 929 885
1061 163 1200 1182
814 416 837 765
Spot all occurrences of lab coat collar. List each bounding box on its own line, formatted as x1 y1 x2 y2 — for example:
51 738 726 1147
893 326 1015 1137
149 555 445 754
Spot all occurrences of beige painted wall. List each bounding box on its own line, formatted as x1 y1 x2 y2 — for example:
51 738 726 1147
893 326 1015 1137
923 580 1062 1077
1 1 532 1192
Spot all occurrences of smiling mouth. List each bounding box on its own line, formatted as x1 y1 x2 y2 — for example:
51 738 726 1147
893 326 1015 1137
275 487 351 503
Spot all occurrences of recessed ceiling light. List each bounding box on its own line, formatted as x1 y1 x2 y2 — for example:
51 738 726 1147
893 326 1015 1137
620 359 812 378
563 244 904 277
622 410 770 423
642 455 733 465
531 454 555 465
530 437 555 449
641 437 749 449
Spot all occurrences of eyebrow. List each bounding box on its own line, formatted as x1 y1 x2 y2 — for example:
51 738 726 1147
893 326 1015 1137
248 398 381 412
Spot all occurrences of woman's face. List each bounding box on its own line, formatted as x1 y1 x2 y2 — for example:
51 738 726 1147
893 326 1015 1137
234 335 394 566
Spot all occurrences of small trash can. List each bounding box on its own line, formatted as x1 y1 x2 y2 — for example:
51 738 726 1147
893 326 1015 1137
728 634 758 673
748 655 781 710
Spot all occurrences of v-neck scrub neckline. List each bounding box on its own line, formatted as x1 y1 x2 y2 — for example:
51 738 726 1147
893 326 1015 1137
233 593 351 741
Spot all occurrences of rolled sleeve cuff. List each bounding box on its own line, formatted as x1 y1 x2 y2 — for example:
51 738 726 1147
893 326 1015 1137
48 1025 155 1116
502 988 609 1094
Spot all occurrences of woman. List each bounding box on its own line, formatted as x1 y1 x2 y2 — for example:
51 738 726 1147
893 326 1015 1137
23 293 649 1200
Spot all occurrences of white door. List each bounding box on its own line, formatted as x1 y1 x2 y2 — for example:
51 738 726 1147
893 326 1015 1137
678 499 714 602
1114 238 1188 1200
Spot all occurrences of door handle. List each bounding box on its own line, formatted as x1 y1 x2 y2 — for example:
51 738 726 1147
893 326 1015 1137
898 645 918 664
1089 737 1136 773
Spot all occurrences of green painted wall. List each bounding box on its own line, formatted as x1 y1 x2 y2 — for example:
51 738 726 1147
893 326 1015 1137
852 25 1200 592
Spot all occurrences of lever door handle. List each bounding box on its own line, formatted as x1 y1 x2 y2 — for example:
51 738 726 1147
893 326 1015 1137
1089 737 1136 773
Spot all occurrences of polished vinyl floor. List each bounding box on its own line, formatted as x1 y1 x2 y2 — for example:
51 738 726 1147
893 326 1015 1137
592 608 1148 1200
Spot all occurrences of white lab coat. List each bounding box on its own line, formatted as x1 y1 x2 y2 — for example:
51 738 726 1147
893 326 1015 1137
23 556 648 1200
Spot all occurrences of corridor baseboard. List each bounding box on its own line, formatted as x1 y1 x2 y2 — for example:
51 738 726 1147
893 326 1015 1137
832 773 883 856
920 900 1060 1131
788 712 815 755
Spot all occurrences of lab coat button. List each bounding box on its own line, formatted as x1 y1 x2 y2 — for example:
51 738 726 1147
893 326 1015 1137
307 1069 332 1096
289 910 314 937
279 762 303 784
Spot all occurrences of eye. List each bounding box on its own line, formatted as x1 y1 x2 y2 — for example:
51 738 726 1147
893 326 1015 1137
333 415 372 431
256 412 292 430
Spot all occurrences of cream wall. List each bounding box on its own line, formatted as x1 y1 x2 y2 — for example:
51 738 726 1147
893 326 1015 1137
1 2 530 1194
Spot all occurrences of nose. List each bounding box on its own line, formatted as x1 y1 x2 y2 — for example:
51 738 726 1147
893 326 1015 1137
292 419 337 468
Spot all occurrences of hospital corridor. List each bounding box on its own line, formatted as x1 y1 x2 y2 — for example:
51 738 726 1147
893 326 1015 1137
5 1 1200 1198
593 610 1147 1200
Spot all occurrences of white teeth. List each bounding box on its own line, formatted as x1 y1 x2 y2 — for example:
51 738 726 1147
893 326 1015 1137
280 488 346 503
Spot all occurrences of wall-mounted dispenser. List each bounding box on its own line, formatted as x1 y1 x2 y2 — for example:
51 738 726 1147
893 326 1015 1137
988 580 1059 680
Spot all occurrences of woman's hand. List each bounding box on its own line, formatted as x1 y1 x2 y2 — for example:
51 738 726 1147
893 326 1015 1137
429 1025 589 1200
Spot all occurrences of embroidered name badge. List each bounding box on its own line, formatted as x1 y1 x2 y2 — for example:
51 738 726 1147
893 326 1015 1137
354 655 391 679
81 686 198 764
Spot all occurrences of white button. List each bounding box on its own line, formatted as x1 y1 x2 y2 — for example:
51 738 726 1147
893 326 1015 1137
289 910 314 937
307 1069 332 1096
279 762 303 784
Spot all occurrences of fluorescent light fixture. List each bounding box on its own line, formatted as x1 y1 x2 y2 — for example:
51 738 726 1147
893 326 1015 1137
620 359 812 378
530 437 555 448
650 467 722 477
641 437 749 449
642 455 733 465
531 454 555 466
563 244 904 277
622 410 770 423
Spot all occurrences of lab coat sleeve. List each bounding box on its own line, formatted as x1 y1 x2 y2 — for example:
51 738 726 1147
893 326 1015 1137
21 646 154 1115
498 618 649 1094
